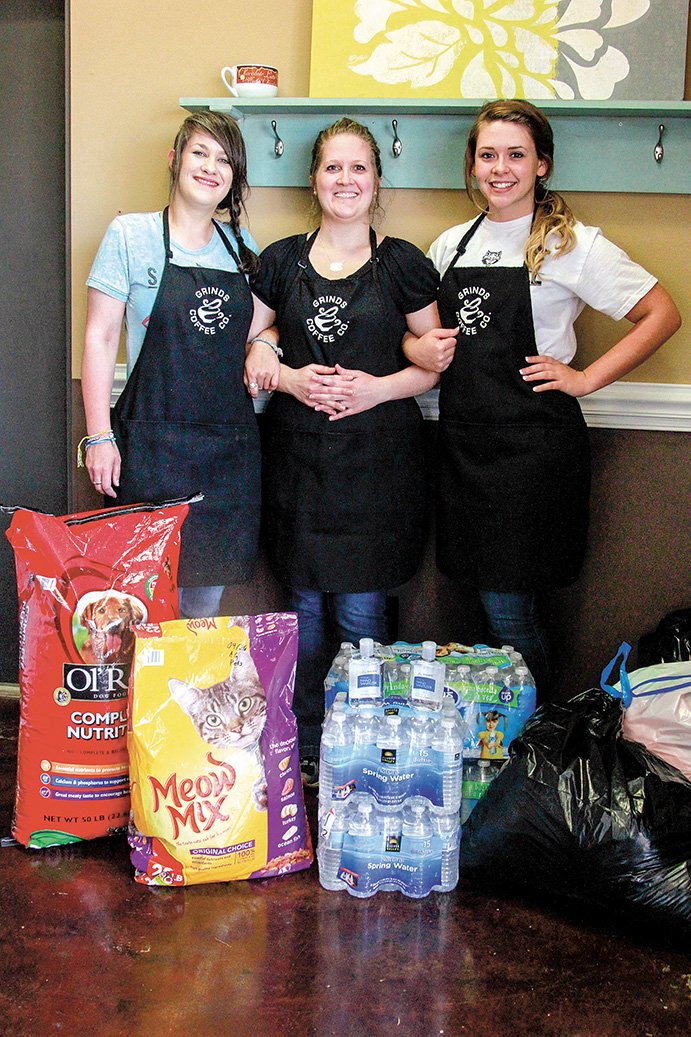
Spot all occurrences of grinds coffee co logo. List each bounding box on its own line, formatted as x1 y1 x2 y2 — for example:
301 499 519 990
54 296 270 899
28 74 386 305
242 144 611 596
455 286 491 336
149 752 237 840
306 295 350 343
189 287 231 334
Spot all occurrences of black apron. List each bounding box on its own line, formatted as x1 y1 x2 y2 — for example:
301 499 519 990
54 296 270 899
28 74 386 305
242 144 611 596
262 230 426 593
111 208 260 586
436 214 590 592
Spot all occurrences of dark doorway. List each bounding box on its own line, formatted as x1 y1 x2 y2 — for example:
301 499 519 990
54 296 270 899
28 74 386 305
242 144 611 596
0 0 68 681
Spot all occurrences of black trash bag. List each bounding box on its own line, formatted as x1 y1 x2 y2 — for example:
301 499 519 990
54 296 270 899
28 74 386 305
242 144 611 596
638 607 691 667
460 685 691 940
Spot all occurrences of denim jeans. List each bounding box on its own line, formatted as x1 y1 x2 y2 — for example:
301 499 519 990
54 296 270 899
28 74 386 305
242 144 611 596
178 585 225 619
287 587 389 756
479 589 550 697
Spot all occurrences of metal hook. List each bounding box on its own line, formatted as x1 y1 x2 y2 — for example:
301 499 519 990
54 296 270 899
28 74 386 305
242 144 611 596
391 119 402 158
271 120 284 158
654 123 665 164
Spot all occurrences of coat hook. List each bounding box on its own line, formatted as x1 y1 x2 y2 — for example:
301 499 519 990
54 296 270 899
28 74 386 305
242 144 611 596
271 120 284 158
654 123 665 164
392 119 402 158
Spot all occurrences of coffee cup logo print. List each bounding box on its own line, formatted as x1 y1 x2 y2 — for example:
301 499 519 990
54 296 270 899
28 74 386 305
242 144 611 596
306 295 350 344
456 286 491 336
189 287 231 335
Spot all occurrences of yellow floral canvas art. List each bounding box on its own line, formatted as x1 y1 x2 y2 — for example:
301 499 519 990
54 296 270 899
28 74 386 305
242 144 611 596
309 0 688 101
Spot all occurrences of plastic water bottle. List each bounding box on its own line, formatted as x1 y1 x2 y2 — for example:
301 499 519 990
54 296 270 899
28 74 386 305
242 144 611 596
375 713 409 808
324 642 354 707
318 802 350 891
479 664 500 694
348 637 383 708
352 706 379 773
401 798 434 898
432 704 463 812
408 711 435 800
434 811 461 892
409 640 445 711
320 701 352 804
344 797 380 898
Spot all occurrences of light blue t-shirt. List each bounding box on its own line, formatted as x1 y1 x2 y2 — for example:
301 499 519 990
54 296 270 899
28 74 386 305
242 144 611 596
86 211 258 374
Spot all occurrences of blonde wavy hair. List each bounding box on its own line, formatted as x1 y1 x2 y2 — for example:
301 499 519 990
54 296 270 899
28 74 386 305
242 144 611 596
464 100 576 279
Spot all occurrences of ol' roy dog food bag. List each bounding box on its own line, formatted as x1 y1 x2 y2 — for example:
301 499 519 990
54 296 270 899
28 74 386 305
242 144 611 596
5 499 189 848
128 613 313 885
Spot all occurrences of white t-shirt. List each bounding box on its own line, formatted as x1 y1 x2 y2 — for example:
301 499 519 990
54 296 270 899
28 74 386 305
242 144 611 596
428 214 656 363
87 211 258 374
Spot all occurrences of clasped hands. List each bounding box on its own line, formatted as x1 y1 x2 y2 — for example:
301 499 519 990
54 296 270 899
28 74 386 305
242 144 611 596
283 363 383 420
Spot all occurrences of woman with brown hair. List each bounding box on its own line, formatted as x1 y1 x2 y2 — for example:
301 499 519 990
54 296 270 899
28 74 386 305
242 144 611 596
248 117 456 782
406 99 681 696
82 112 272 618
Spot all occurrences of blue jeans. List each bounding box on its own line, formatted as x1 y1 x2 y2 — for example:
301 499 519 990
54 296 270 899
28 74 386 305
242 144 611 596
178 585 225 619
287 587 389 756
479 589 550 697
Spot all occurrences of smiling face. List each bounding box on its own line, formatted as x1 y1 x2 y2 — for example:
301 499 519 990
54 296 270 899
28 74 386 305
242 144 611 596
311 133 380 225
471 120 548 222
169 130 234 212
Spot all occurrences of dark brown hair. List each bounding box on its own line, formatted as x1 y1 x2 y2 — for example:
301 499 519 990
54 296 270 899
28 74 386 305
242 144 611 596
169 111 258 275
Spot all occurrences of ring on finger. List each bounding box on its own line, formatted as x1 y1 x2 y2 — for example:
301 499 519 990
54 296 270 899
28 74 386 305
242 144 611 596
249 380 258 389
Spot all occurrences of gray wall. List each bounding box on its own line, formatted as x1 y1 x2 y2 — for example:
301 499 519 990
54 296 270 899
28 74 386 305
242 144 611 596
0 1 68 681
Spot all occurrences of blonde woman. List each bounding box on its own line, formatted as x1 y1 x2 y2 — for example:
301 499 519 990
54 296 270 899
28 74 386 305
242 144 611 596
406 99 681 695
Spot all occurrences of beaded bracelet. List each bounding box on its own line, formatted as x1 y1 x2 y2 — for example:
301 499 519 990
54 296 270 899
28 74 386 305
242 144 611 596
76 430 117 468
250 335 283 359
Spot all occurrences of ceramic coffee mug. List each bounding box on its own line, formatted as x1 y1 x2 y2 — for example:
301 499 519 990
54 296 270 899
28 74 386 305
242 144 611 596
220 64 279 97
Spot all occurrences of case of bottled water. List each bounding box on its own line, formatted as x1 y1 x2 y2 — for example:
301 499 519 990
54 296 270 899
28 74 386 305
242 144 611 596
318 640 537 891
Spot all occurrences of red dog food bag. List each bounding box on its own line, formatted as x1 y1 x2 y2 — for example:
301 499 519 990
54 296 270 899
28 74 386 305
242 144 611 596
5 498 190 849
128 612 313 885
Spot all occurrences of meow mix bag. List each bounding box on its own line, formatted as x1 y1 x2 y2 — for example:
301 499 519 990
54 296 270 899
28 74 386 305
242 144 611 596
5 499 188 848
128 613 312 885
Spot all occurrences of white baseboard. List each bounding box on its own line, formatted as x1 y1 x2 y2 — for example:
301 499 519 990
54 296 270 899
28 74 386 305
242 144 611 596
112 365 691 433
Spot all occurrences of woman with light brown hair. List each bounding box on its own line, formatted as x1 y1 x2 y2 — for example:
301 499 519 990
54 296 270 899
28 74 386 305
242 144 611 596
406 99 681 696
248 117 456 783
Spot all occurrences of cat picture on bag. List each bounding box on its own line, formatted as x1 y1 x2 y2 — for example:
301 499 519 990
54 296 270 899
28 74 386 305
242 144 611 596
168 641 268 812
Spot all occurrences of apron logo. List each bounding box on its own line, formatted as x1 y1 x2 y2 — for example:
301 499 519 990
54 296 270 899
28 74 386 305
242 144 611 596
482 250 501 266
456 287 491 336
189 287 231 335
306 295 350 343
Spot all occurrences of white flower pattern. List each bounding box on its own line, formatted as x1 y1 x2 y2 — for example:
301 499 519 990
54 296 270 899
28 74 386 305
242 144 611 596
348 0 651 99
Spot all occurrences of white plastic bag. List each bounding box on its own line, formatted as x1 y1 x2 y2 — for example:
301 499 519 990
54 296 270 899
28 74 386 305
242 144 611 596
609 656 691 781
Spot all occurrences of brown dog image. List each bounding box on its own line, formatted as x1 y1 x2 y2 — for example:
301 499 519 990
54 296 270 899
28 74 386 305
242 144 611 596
78 591 146 665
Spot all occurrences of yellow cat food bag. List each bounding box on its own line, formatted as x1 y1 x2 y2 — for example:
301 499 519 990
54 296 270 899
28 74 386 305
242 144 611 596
128 613 312 885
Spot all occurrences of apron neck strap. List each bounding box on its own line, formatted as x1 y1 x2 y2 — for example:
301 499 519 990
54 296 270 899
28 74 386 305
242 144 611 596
162 207 241 267
443 212 487 276
162 206 174 262
299 226 380 276
212 220 243 267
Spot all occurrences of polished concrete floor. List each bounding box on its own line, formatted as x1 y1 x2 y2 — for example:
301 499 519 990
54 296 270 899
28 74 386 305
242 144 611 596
0 693 688 1037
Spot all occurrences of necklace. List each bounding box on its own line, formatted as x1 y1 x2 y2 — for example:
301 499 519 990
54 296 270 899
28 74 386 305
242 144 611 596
315 231 369 271
317 236 344 272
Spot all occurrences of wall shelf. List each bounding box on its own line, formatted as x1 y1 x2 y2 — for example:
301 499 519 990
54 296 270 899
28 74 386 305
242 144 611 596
181 97 691 194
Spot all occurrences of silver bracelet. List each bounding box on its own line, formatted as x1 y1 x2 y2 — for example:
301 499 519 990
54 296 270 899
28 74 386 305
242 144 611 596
251 335 283 358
